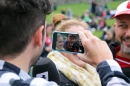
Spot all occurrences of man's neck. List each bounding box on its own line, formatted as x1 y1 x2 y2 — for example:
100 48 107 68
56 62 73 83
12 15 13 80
118 50 130 60
2 56 30 73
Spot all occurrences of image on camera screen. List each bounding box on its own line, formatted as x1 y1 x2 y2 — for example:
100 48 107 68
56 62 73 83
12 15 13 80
52 31 84 53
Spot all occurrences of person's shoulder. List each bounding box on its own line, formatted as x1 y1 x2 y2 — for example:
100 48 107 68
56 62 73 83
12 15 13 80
1 77 57 86
0 71 20 79
0 72 57 86
108 42 119 58
108 42 119 52
28 78 58 86
109 42 119 48
0 72 20 85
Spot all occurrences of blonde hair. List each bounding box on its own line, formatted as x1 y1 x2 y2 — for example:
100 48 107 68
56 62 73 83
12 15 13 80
57 33 62 38
52 14 66 28
52 14 88 31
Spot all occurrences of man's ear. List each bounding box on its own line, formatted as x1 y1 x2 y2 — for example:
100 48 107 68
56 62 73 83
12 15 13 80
34 25 44 46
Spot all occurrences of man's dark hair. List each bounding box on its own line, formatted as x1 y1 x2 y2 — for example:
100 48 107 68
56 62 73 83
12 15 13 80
0 0 52 58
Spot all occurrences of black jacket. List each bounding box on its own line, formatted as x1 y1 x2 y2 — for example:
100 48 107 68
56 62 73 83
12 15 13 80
109 42 130 78
59 71 78 86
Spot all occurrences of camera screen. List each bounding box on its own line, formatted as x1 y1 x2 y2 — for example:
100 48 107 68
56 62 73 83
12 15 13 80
52 31 84 53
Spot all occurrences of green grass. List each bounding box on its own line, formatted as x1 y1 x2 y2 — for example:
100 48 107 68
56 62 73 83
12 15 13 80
46 0 124 37
106 19 115 27
46 1 124 23
93 30 103 38
46 2 89 23
108 0 123 9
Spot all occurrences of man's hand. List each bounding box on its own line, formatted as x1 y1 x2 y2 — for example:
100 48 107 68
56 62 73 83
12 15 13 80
77 30 113 67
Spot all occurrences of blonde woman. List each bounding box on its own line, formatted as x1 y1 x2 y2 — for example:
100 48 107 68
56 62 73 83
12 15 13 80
56 34 65 50
48 14 101 86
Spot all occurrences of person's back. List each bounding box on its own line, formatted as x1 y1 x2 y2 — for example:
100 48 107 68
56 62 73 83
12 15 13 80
0 0 58 86
0 60 58 86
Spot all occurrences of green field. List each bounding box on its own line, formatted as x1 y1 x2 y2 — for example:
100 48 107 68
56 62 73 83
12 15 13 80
46 0 124 38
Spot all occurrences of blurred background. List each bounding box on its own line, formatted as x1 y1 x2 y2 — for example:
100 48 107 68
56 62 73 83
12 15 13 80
46 0 124 38
39 0 125 58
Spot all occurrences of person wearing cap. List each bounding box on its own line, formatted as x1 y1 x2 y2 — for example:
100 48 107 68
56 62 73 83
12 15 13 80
71 35 84 53
109 0 130 78
64 34 78 52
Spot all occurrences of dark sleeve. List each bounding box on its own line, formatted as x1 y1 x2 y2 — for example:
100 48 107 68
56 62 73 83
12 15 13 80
59 71 79 86
108 42 119 59
96 60 130 86
41 43 49 58
72 42 79 52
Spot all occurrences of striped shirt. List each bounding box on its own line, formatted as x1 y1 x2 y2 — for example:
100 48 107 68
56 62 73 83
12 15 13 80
115 46 130 68
97 60 130 86
0 60 58 86
0 60 130 86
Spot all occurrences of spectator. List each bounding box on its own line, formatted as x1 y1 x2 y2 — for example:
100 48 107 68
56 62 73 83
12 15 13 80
105 27 115 44
55 34 65 50
64 34 73 51
89 18 98 31
100 26 111 40
98 17 106 30
109 0 130 78
78 30 130 86
90 0 97 15
105 10 111 19
61 8 66 15
102 2 109 11
83 12 92 24
53 3 57 11
67 8 73 18
41 24 53 58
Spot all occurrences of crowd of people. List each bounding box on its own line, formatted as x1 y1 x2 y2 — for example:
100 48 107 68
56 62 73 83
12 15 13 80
53 1 116 43
0 0 130 86
41 0 130 85
42 0 117 57
60 0 117 44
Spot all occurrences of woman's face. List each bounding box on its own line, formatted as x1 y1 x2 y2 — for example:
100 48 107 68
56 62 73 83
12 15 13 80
61 25 86 67
56 36 64 50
